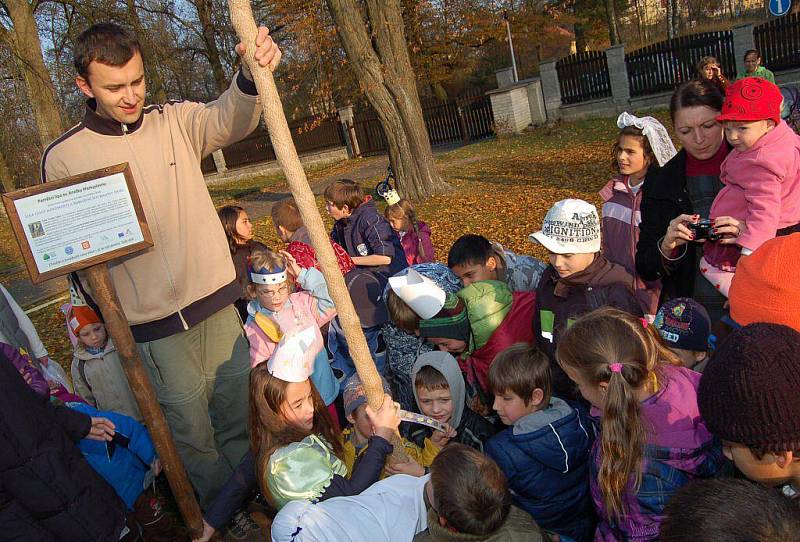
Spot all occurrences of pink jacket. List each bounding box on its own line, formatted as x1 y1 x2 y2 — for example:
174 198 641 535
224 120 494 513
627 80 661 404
711 120 800 253
399 221 435 266
600 176 662 317
244 269 336 367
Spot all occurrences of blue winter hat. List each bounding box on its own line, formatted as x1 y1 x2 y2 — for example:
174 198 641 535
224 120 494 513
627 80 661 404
654 297 711 352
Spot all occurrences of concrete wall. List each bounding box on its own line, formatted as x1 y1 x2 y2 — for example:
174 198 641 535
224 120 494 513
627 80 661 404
205 146 349 185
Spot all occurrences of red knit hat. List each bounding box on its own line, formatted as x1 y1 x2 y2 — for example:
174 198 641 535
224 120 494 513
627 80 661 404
716 77 782 125
729 233 800 332
67 305 101 335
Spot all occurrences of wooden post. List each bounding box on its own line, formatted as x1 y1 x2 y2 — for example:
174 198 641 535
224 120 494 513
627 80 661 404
84 264 203 538
228 0 407 461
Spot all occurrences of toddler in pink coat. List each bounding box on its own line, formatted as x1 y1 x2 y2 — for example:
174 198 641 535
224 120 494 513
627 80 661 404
702 78 800 296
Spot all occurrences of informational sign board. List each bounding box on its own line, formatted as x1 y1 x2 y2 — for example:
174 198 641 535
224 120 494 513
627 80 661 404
769 0 791 16
2 163 153 283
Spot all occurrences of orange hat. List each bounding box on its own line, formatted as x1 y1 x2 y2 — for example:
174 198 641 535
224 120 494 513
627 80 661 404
67 305 101 335
729 233 800 332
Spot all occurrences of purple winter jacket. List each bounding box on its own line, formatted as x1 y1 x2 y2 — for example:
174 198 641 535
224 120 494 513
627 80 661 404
600 176 662 318
1 342 49 398
590 364 724 541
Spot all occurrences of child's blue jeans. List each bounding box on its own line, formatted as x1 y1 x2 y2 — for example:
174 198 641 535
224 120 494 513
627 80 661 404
328 316 384 381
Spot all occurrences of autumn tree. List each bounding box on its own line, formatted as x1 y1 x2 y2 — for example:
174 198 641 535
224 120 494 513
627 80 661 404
326 0 445 200
2 0 64 148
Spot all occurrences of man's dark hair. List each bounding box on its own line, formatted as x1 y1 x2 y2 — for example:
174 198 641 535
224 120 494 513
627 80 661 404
447 234 494 269
429 444 511 535
74 23 141 81
660 479 800 542
669 79 724 122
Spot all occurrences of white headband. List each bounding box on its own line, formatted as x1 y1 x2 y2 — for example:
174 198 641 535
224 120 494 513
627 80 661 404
250 268 287 285
617 112 678 167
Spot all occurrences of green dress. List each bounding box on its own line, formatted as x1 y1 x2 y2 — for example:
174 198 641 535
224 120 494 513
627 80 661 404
737 66 776 84
266 434 348 510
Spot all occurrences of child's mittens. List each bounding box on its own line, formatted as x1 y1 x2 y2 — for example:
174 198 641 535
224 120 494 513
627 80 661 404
254 312 283 343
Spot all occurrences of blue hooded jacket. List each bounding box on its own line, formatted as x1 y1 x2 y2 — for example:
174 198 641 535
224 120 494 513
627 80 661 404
68 402 156 510
486 397 595 542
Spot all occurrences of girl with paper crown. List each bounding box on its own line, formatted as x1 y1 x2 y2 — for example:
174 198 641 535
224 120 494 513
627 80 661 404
251 330 402 510
244 245 340 421
192 329 403 540
600 112 677 321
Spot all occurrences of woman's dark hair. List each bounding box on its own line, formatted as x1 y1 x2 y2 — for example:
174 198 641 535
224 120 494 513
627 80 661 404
218 205 245 253
669 79 725 121
660 479 800 542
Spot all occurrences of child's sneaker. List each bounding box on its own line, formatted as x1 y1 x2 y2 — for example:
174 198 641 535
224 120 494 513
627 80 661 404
225 509 262 541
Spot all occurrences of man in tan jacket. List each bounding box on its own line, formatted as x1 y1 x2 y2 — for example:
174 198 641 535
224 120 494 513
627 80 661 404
41 22 280 520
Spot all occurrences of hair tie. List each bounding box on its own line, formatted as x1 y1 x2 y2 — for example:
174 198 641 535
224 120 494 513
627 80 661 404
609 362 624 373
640 317 649 329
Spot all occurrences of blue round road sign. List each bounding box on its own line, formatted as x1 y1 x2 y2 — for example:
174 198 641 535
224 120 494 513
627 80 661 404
769 0 791 16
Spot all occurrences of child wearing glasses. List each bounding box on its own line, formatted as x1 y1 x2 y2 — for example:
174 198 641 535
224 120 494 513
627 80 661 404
244 246 340 422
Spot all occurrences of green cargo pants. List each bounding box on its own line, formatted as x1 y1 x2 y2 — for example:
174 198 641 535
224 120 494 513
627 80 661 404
137 305 250 507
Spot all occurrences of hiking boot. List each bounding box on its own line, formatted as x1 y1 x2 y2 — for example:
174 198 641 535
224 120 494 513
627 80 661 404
224 509 262 542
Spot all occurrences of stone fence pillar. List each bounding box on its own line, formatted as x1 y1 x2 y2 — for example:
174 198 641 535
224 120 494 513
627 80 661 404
337 105 360 158
732 24 755 76
605 44 630 107
212 149 227 174
495 67 516 88
539 59 562 121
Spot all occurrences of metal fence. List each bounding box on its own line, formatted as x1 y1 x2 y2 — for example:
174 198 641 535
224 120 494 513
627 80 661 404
213 115 346 172
625 30 735 97
352 95 494 157
754 13 800 73
555 50 612 105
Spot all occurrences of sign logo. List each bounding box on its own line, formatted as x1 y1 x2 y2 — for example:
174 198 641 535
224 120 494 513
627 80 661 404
81 241 91 250
769 0 791 16
65 246 74 255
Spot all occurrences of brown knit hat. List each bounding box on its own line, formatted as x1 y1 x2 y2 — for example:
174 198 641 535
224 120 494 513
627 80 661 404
698 323 800 451
729 233 800 332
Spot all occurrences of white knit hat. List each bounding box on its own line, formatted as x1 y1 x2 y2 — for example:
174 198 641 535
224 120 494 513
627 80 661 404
529 199 601 254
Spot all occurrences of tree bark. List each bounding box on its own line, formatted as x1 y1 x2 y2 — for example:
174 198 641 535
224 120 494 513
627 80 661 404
192 0 229 95
0 148 15 193
326 0 446 201
125 0 168 103
6 0 64 148
605 0 621 45
666 0 675 39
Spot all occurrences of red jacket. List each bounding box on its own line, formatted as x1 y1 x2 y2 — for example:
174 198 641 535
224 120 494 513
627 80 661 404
600 175 662 317
285 227 355 275
462 291 537 393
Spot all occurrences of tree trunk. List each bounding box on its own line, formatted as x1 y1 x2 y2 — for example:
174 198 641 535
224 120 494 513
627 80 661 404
6 0 63 148
326 0 446 201
193 0 229 95
666 0 675 39
606 0 621 45
125 0 168 103
0 148 15 193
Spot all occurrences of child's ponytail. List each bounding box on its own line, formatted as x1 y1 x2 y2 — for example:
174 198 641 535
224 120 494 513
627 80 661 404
599 361 647 517
557 307 668 519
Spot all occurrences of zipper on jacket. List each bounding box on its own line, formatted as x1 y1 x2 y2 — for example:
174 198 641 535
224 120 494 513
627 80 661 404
121 122 185 325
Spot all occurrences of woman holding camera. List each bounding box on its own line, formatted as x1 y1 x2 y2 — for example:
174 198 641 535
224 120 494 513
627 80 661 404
635 79 743 323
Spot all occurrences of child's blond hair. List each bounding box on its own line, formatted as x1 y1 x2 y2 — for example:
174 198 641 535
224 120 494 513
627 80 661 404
556 307 679 519
384 198 428 260
246 246 294 298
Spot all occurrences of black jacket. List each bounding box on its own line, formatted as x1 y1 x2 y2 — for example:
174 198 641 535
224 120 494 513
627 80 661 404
410 407 497 453
635 150 697 302
0 351 126 541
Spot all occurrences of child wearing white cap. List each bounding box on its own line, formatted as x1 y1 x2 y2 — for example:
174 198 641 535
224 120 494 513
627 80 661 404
530 199 642 397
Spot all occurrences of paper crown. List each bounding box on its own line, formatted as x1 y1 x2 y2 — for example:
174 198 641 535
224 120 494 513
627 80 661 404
388 269 446 320
381 188 401 206
268 326 317 382
250 265 287 285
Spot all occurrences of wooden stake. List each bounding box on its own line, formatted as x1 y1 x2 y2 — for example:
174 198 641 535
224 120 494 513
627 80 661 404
227 0 407 462
84 264 203 538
